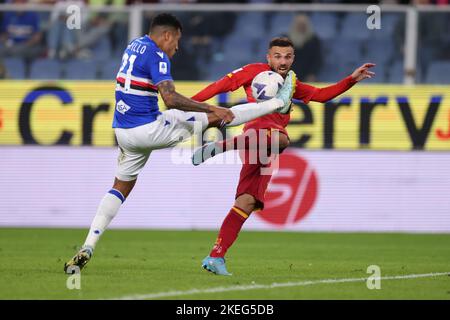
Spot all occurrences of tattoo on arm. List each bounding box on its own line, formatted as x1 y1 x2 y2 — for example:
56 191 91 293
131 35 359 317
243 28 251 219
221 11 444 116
158 80 212 113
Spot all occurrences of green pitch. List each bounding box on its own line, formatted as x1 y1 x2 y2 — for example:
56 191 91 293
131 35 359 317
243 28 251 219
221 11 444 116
0 228 449 300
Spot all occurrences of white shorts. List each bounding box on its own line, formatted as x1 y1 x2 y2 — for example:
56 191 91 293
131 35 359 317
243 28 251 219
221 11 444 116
114 109 208 181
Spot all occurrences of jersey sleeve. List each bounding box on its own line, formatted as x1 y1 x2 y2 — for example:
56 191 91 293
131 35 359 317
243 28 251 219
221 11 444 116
293 76 357 104
192 64 264 102
146 50 173 85
226 64 263 90
191 76 235 102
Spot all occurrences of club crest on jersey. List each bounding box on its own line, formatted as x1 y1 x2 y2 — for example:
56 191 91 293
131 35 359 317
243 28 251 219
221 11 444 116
116 100 130 115
159 62 167 74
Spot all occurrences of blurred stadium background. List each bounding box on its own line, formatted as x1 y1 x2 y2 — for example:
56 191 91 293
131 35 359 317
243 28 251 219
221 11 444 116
0 0 449 300
0 0 449 83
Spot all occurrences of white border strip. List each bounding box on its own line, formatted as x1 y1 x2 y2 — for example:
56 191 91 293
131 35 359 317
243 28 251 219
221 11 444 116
111 272 450 300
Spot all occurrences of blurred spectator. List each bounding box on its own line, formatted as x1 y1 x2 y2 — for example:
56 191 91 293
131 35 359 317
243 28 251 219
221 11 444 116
0 0 44 61
0 60 7 78
0 1 4 25
89 0 129 54
288 14 322 82
46 0 88 59
393 0 449 79
125 0 160 3
341 0 379 3
170 41 200 80
178 8 237 76
140 9 238 79
274 0 311 3
66 12 113 59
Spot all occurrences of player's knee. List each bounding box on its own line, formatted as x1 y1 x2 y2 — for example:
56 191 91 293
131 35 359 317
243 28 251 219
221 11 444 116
278 134 290 152
235 194 257 214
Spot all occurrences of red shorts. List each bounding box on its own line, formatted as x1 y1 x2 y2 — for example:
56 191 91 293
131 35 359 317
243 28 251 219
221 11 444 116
235 160 273 210
234 128 287 210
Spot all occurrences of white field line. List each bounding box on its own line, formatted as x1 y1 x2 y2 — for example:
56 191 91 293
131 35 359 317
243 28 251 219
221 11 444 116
110 271 450 300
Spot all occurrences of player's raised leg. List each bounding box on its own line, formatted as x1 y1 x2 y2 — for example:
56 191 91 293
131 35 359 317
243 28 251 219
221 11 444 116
193 129 289 166
207 70 296 129
193 72 295 166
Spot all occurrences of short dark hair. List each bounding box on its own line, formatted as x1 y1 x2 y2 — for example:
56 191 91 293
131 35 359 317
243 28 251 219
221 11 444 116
150 13 183 32
269 37 294 49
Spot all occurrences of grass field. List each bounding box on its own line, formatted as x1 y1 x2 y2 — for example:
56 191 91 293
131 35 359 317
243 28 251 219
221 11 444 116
0 228 449 300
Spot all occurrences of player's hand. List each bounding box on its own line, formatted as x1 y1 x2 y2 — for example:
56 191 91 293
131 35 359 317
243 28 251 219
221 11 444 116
351 63 376 82
209 105 235 124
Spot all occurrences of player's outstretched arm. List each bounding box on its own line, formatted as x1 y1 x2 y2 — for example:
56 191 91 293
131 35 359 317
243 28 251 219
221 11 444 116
158 80 212 112
192 65 258 102
351 63 376 82
158 80 235 123
192 76 234 102
303 62 375 103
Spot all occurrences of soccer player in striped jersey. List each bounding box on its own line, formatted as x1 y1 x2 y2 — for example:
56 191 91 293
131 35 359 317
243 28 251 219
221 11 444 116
64 14 297 274
192 37 375 275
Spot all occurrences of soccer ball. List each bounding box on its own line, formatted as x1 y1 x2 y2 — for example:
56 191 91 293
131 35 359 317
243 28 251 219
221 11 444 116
251 71 284 102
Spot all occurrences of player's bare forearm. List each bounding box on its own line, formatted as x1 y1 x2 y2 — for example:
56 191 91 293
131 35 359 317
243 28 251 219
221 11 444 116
158 80 212 113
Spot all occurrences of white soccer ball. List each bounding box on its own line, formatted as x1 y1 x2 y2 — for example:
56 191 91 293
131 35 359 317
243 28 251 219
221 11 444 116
251 71 284 102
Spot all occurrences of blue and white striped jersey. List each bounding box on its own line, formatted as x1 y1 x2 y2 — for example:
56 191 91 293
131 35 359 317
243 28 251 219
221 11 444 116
113 35 173 128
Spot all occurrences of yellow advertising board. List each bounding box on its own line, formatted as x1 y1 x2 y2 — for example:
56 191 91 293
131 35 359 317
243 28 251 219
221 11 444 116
0 80 449 150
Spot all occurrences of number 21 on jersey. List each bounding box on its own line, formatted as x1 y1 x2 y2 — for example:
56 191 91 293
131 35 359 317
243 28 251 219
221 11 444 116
117 53 137 91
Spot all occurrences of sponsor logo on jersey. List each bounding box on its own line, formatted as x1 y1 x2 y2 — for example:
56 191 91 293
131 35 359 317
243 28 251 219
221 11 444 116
116 100 130 115
156 51 164 59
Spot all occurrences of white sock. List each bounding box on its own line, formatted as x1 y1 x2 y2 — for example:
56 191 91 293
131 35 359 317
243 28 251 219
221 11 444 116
83 189 124 249
227 98 284 127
